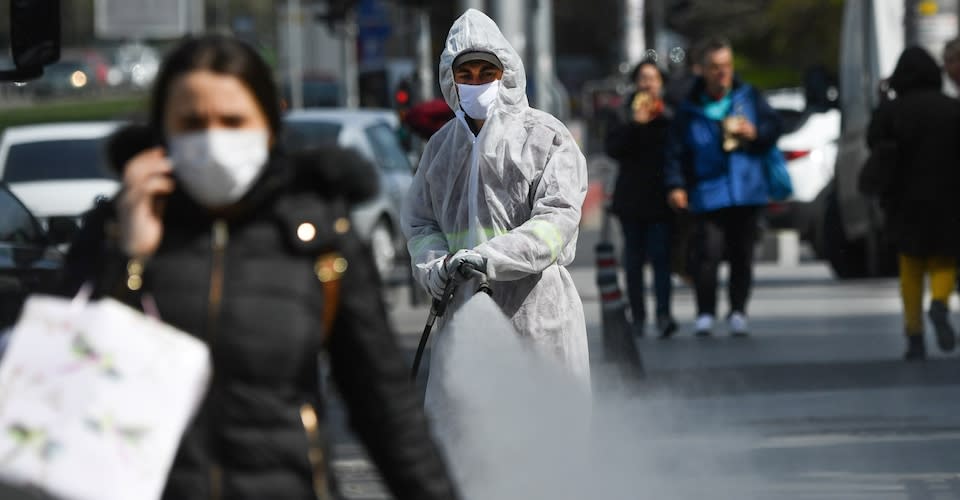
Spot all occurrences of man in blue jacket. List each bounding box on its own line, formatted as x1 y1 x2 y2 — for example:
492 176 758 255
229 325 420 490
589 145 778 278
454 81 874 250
664 37 782 337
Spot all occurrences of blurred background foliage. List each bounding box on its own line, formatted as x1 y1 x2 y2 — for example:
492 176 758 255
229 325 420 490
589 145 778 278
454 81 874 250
666 0 845 88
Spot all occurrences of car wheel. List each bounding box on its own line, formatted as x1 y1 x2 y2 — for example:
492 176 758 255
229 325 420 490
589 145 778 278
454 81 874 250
823 192 868 279
370 220 398 283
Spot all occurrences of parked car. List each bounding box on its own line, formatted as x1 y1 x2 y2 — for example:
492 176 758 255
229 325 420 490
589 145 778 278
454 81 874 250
30 59 102 98
0 122 122 237
283 108 412 284
0 183 67 329
763 87 841 247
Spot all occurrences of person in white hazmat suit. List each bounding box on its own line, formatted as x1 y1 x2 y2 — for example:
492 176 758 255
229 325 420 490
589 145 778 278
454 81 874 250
402 9 591 438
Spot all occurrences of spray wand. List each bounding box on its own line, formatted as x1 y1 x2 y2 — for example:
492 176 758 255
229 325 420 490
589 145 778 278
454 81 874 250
410 263 491 380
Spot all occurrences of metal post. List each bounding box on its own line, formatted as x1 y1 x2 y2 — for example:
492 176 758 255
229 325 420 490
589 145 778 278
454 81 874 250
416 8 434 100
623 0 645 65
459 0 486 13
532 0 554 113
492 0 528 65
287 0 304 110
342 8 360 108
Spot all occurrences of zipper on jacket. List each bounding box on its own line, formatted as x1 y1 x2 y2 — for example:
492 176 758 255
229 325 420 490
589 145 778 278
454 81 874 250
300 403 331 499
209 464 223 500
207 219 228 500
207 219 229 344
457 112 483 247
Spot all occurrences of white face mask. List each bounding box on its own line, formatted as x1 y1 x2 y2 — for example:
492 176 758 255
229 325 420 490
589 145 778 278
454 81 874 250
456 80 500 120
168 129 269 207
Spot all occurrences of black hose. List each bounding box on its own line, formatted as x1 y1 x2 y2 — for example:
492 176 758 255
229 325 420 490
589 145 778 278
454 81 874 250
411 279 457 380
410 266 491 380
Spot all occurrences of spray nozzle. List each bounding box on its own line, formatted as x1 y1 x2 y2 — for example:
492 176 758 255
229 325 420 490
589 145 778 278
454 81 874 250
460 265 492 296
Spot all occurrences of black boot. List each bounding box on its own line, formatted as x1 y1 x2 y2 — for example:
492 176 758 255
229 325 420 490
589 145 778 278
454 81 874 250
657 315 678 339
904 334 926 361
928 300 956 352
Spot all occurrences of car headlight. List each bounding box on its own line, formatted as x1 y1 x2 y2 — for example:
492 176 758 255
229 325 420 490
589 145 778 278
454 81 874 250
70 70 87 88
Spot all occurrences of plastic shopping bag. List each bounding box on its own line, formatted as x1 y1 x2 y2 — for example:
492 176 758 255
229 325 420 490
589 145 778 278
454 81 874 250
0 293 211 500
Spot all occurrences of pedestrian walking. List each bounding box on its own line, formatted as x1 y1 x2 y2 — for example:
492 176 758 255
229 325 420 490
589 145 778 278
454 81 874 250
860 46 960 361
664 37 783 337
401 8 590 419
604 59 678 338
60 35 460 500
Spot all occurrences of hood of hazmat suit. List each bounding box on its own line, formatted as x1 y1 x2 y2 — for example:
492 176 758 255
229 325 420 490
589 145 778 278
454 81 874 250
401 8 591 421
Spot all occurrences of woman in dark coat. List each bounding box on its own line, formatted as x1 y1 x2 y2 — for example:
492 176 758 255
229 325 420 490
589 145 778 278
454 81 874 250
604 59 678 338
61 35 460 500
864 46 960 360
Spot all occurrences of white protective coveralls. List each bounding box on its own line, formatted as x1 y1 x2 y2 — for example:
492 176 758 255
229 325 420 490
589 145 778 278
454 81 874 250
401 9 591 422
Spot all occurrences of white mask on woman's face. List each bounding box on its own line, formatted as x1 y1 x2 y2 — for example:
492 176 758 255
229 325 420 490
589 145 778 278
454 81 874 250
168 129 269 207
456 80 500 120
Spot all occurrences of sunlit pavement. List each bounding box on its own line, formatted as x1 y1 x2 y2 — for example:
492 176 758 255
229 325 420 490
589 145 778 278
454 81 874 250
326 230 960 500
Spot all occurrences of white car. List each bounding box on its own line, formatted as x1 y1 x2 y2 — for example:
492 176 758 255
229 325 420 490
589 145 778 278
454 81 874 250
764 88 841 242
0 122 122 230
0 113 414 285
283 108 414 283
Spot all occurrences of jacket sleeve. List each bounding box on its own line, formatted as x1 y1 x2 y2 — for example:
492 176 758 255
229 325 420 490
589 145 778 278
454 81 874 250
473 130 587 281
327 234 460 500
664 112 690 190
747 88 783 152
401 140 450 292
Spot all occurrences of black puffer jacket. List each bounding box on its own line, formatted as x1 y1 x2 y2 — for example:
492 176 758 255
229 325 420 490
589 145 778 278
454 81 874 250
61 130 459 500
867 46 960 257
604 94 673 222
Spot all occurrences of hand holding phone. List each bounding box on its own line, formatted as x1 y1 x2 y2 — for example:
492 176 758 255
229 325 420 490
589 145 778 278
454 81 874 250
118 147 175 258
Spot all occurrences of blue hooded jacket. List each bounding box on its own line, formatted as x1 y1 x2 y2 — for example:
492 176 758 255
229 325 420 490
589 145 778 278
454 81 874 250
664 78 783 213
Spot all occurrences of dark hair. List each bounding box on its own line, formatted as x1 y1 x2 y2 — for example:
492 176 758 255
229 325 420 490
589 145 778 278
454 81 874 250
696 36 733 65
629 58 665 83
148 35 281 142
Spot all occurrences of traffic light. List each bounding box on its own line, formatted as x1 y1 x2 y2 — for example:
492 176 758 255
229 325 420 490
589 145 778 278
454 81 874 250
394 79 413 117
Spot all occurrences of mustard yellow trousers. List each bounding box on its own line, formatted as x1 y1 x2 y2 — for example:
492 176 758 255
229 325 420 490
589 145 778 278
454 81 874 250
899 254 956 335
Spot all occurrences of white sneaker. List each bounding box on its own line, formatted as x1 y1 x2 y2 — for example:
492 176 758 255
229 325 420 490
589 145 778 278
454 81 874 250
695 314 714 337
728 312 749 337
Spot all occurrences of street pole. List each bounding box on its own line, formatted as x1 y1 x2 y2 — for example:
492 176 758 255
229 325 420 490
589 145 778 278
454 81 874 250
622 0 645 67
416 7 434 100
532 0 555 113
491 0 527 74
287 0 304 110
458 0 486 13
342 8 360 108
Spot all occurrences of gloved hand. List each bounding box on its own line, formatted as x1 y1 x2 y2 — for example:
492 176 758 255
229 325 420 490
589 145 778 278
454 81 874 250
425 258 449 300
443 249 487 281
423 250 488 301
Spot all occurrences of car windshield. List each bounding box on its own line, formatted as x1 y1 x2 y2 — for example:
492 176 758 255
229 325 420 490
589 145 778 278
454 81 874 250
365 123 410 172
282 121 343 152
775 109 809 135
3 138 114 183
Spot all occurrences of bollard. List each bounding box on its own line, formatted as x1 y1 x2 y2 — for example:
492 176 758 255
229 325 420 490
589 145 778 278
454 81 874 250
594 213 644 379
777 230 800 267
